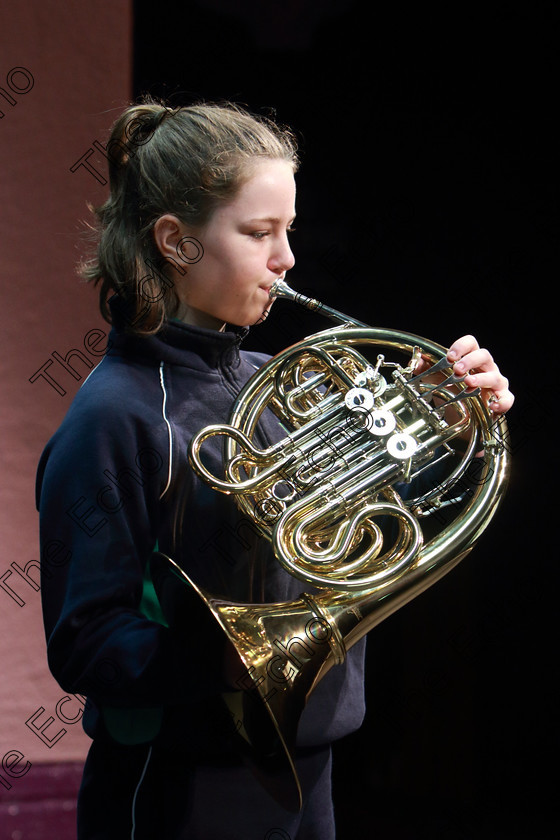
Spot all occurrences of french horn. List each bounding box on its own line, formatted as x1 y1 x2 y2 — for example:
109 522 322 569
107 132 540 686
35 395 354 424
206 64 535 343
151 280 510 812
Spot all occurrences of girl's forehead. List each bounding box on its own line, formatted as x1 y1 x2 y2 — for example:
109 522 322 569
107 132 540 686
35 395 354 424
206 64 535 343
224 159 296 213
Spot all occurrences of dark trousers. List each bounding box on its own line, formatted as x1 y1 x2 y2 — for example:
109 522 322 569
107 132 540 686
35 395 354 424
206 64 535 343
77 739 336 839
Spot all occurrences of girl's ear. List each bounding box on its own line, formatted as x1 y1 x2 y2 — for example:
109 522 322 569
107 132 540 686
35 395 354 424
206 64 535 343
153 215 186 262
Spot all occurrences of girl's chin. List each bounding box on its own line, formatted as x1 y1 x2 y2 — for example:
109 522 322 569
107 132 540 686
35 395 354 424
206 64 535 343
250 306 273 327
225 298 274 329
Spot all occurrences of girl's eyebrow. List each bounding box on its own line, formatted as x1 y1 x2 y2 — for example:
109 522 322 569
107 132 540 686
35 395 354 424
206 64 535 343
246 215 296 224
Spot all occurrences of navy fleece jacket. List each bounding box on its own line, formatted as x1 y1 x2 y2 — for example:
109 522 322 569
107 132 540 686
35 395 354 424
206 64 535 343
36 305 366 752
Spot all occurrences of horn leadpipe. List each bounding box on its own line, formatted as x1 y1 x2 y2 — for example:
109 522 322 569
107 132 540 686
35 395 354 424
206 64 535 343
270 279 370 328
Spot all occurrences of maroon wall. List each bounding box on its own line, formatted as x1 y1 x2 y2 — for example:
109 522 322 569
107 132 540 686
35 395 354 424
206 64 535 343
0 2 131 836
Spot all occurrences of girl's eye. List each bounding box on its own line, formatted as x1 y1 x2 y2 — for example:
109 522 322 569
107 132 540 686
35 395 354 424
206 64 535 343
250 227 295 239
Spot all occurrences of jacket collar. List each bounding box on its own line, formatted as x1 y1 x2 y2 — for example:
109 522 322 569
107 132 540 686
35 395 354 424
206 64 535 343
106 295 249 369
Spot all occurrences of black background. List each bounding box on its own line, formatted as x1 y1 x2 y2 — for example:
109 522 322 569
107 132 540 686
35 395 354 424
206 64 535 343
134 2 556 836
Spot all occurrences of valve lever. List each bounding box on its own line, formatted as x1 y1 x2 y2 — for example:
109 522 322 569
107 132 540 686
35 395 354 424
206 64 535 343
436 387 481 411
407 355 451 385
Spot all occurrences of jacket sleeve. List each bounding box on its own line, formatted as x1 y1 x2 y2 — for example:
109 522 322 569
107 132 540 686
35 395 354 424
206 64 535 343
36 386 220 710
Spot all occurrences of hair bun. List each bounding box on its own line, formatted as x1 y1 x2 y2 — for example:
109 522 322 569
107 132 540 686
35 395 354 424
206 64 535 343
122 106 171 152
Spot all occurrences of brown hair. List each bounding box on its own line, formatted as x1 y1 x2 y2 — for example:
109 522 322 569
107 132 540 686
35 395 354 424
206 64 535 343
80 98 299 334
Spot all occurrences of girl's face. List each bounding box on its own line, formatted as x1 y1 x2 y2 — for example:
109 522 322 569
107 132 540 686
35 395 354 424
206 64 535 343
173 158 296 330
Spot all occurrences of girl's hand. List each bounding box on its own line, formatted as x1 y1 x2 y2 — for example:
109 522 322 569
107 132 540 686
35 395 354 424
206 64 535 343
447 335 514 415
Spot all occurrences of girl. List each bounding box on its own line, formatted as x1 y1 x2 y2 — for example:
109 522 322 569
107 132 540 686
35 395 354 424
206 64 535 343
36 99 513 840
